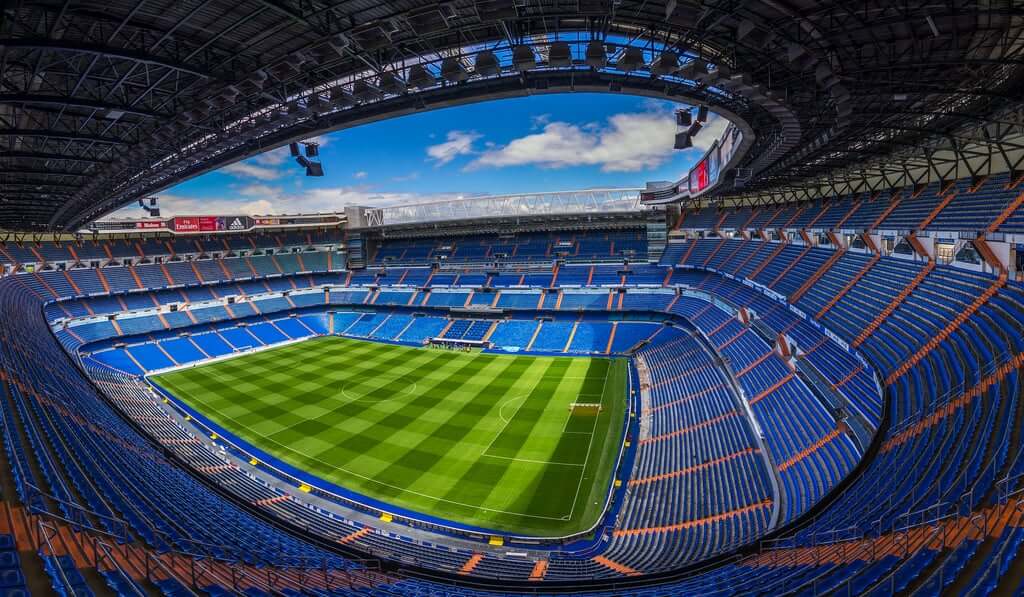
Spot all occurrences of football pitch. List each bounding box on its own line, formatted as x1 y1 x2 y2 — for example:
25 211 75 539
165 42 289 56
151 335 628 536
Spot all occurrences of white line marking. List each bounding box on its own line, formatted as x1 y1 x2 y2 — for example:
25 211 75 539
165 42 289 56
497 395 529 424
161 346 599 521
162 391 572 521
480 454 585 466
565 362 612 521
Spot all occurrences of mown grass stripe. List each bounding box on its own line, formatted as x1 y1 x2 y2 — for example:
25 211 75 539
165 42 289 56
152 336 627 536
367 356 535 505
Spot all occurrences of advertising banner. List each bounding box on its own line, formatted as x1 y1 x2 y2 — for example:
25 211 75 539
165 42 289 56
225 216 250 231
689 159 709 194
198 216 225 231
173 217 198 232
173 216 246 232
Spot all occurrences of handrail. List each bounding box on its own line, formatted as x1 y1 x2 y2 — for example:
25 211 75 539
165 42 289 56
22 488 375 594
997 472 1024 503
886 349 1011 437
23 482 131 542
93 540 149 597
35 517 84 597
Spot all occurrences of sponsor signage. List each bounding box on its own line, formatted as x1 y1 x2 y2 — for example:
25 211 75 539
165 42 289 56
89 213 341 234
678 124 744 199
226 216 248 231
173 217 200 232
688 158 710 194
173 216 250 232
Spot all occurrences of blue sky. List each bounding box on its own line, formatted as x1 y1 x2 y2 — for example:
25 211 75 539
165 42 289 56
112 93 725 218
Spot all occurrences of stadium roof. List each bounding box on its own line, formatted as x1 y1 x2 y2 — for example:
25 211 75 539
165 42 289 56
2 0 1023 231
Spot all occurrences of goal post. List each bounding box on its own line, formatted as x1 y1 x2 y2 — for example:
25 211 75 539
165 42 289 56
569 402 602 416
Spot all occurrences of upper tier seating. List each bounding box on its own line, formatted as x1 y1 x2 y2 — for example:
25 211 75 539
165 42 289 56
673 173 1024 235
370 230 648 266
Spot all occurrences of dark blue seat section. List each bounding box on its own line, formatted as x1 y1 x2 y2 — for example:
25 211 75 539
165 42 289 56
657 238 1024 593
0 536 25 595
678 174 1024 236
369 229 648 267
4 192 1024 596
597 327 774 572
671 297 861 525
0 284 362 587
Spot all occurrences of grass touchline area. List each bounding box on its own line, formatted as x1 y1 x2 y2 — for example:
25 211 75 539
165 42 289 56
152 335 628 536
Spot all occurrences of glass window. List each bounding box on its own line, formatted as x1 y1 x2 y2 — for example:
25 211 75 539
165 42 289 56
936 243 955 264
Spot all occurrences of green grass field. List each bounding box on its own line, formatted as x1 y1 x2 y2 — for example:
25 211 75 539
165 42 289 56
152 336 628 536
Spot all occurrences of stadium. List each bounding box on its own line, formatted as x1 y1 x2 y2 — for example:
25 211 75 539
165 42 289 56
1 0 1024 595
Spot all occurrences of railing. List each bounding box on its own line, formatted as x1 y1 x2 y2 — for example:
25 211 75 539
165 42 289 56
955 497 1024 595
997 472 1024 503
28 502 192 596
886 349 1011 438
18 479 381 594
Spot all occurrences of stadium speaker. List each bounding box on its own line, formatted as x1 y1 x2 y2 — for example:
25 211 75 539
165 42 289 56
548 41 572 67
305 143 319 158
474 51 500 77
295 155 311 168
289 142 300 157
651 51 679 76
408 64 435 89
511 45 537 72
616 47 645 71
673 132 692 150
584 40 607 68
440 57 469 82
306 162 325 177
676 109 692 127
688 121 703 137
697 105 709 122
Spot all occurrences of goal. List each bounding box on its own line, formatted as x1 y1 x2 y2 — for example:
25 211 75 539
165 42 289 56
569 402 602 416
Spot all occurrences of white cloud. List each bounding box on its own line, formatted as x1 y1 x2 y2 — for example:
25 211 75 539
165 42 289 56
246 135 327 169
391 171 420 182
303 134 329 148
220 161 284 180
251 147 290 167
107 186 468 219
468 109 728 173
426 130 481 166
353 170 368 180
114 194 280 217
237 183 279 197
692 113 729 152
